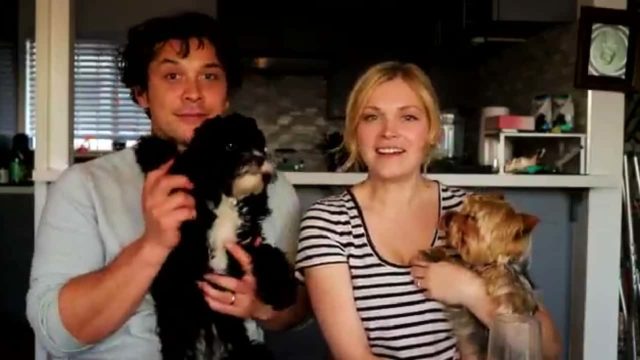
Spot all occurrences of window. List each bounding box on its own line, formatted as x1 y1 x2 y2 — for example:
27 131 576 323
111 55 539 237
0 41 17 135
25 39 150 151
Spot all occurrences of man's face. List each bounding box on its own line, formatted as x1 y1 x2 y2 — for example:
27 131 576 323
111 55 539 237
135 38 229 147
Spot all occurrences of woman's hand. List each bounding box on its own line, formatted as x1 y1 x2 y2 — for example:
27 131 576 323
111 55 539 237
410 255 484 307
197 242 274 321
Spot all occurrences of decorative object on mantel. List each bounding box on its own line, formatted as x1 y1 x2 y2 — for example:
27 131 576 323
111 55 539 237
532 94 576 133
575 6 640 92
505 148 549 174
551 94 575 133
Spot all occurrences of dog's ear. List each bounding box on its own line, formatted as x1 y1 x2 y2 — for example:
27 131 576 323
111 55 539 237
439 211 457 230
520 213 539 236
484 192 505 201
134 135 178 173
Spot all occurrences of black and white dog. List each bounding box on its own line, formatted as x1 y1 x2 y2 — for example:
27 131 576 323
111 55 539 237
134 112 298 360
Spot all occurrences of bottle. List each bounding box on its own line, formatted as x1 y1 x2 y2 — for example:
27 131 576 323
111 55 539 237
9 133 32 184
9 155 25 184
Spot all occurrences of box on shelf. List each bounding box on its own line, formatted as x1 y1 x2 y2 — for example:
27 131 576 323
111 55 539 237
485 115 536 132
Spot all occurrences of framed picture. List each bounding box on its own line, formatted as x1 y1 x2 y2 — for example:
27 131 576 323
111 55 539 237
575 6 640 92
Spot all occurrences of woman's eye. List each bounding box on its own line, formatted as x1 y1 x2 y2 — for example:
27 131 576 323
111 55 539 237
362 114 378 122
403 114 418 121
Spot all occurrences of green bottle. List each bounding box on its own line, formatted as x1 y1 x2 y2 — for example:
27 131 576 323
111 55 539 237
9 157 25 184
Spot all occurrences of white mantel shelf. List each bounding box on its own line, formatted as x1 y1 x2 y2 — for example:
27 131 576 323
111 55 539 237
35 168 619 189
282 172 619 188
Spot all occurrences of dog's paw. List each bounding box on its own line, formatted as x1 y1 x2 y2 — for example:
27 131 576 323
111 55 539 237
249 244 297 310
134 135 178 173
210 253 229 274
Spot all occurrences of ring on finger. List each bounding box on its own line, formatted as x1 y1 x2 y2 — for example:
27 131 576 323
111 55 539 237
229 293 236 305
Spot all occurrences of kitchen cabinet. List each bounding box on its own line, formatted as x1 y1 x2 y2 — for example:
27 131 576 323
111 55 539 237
463 0 577 40
0 189 34 359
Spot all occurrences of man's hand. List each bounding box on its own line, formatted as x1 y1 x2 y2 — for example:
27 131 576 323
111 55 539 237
198 242 274 321
140 159 196 252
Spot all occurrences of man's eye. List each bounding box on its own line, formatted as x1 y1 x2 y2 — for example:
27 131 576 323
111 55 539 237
165 73 180 80
203 73 219 80
225 143 236 151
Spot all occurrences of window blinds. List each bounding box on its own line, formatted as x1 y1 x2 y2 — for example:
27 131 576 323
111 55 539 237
26 39 150 145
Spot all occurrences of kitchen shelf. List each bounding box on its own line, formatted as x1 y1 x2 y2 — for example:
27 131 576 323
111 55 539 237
482 131 587 175
35 168 617 189
0 185 34 194
282 172 618 188
484 131 587 139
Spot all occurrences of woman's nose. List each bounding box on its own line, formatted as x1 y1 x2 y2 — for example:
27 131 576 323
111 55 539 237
381 118 398 138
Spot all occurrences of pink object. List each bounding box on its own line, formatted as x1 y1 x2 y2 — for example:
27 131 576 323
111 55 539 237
485 115 536 131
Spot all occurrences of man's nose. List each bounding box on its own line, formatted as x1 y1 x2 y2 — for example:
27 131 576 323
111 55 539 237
183 78 202 102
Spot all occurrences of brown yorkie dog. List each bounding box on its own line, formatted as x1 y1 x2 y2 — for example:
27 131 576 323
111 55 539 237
421 193 540 358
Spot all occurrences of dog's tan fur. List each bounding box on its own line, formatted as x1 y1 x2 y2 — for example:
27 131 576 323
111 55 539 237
421 193 539 358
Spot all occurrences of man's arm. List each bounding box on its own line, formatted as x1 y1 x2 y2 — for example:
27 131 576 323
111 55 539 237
27 160 193 355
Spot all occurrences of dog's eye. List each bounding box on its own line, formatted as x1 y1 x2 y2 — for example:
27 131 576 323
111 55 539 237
225 143 236 151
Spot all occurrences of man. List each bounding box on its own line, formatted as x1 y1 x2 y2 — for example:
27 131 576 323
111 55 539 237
26 12 309 359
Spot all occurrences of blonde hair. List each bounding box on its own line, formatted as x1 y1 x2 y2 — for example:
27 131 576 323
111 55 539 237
341 61 441 170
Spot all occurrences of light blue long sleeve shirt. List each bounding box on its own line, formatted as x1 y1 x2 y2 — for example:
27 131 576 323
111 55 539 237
26 148 301 359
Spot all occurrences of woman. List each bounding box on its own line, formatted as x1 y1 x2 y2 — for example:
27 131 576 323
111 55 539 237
295 61 561 359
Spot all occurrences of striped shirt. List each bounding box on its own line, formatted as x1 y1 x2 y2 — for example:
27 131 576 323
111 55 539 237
295 182 468 360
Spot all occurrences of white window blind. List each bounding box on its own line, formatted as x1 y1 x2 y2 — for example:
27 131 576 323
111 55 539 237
26 39 150 150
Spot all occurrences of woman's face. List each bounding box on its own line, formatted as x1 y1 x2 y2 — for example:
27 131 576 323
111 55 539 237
355 78 431 181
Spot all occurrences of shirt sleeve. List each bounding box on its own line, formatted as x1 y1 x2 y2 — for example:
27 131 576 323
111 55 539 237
295 199 349 282
26 165 104 356
263 172 301 264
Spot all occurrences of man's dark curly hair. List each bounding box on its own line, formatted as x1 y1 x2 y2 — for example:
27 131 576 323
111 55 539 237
117 12 242 106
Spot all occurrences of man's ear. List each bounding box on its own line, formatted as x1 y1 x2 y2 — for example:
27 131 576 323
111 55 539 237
133 87 149 108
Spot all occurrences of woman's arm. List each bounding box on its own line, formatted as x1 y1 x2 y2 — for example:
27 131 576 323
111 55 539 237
411 259 562 360
305 263 380 360
465 285 561 360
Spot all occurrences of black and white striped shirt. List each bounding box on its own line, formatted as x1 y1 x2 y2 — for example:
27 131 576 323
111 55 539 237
296 182 468 360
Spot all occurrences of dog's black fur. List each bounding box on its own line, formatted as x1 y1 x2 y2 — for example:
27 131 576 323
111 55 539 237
134 112 297 360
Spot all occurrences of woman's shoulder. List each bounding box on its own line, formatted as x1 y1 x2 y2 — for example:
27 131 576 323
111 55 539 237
303 191 352 217
437 181 470 199
435 181 470 211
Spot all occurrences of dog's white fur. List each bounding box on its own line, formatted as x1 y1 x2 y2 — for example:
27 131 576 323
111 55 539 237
207 163 273 273
208 195 242 273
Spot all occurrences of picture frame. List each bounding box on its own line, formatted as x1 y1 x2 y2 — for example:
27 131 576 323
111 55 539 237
575 6 640 92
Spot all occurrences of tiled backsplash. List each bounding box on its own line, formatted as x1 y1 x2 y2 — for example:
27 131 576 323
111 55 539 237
230 74 343 172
